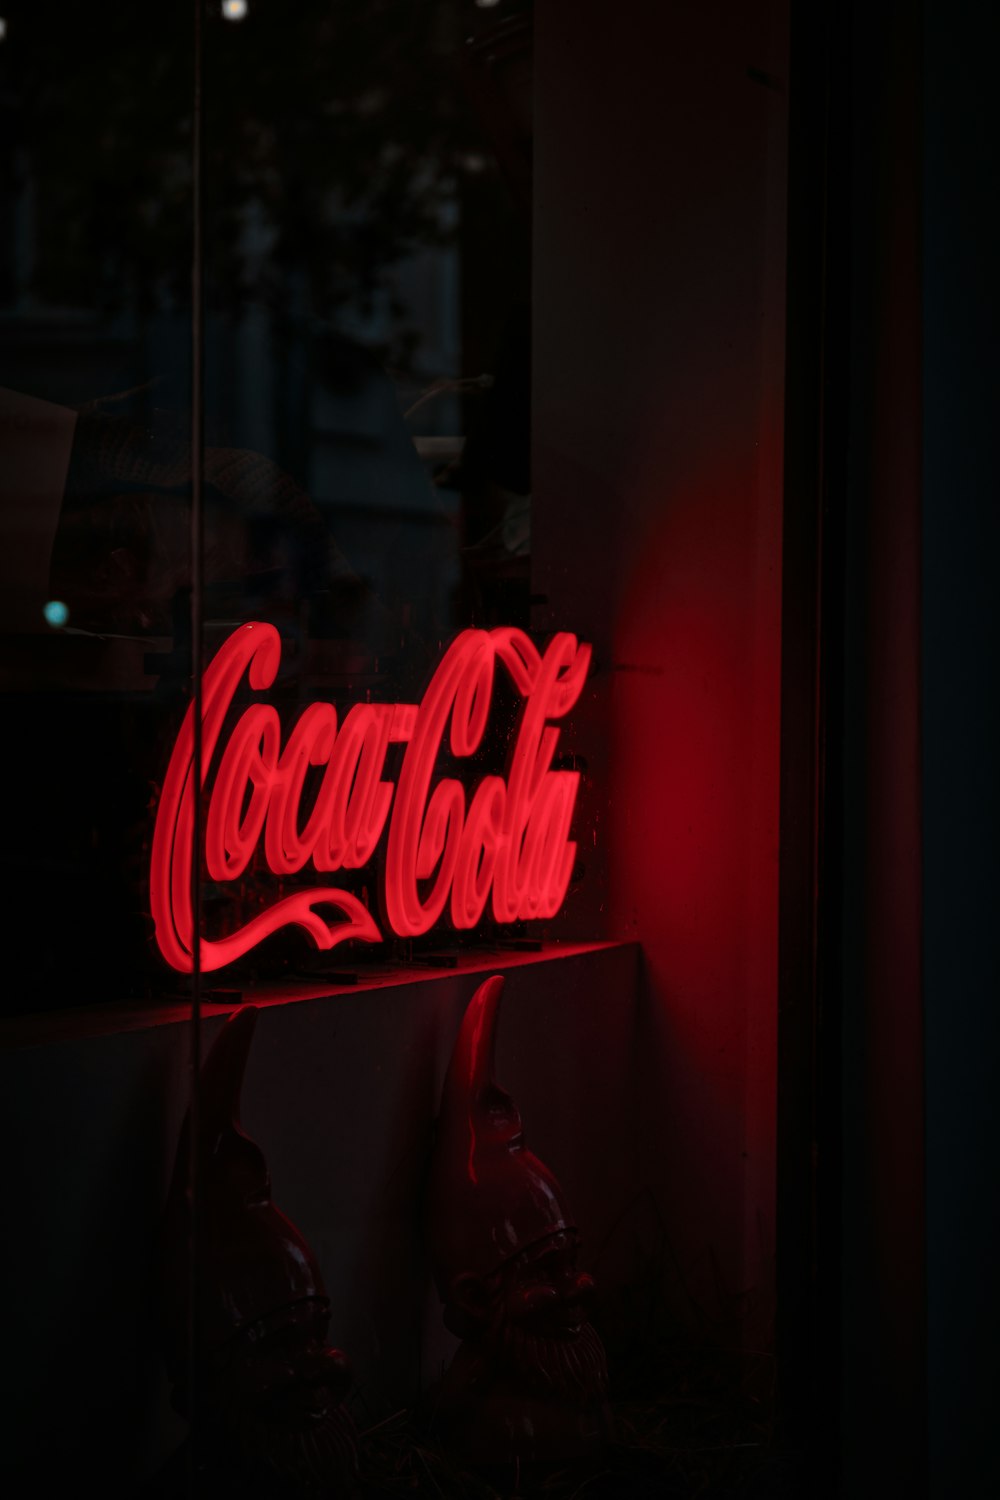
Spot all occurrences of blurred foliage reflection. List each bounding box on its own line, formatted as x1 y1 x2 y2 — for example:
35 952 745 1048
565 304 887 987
2 0 520 369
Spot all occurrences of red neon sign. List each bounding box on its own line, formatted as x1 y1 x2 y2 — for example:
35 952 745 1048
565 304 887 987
150 623 591 972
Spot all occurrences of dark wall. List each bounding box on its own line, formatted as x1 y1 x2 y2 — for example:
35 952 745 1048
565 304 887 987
805 2 999 1492
533 0 788 1336
922 1 1000 1491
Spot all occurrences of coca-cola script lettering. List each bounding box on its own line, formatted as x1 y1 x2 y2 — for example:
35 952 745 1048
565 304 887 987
150 623 591 972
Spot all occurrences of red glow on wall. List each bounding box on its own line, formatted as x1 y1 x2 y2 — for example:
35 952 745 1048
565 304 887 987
150 623 591 972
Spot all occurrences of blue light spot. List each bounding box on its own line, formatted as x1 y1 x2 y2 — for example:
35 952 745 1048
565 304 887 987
43 599 69 628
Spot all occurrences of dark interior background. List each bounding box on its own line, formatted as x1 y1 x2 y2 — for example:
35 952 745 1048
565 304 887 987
1 1 997 1494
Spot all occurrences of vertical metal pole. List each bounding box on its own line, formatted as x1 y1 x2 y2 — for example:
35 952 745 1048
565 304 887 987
188 0 205 1487
777 1 848 1482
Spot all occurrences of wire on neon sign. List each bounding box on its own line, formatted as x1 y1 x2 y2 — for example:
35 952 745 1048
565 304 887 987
150 623 591 972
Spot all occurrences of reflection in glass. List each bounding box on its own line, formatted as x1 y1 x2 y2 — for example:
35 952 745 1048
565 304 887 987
0 0 534 1013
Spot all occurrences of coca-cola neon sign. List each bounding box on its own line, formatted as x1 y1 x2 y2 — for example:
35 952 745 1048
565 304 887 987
150 623 591 972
